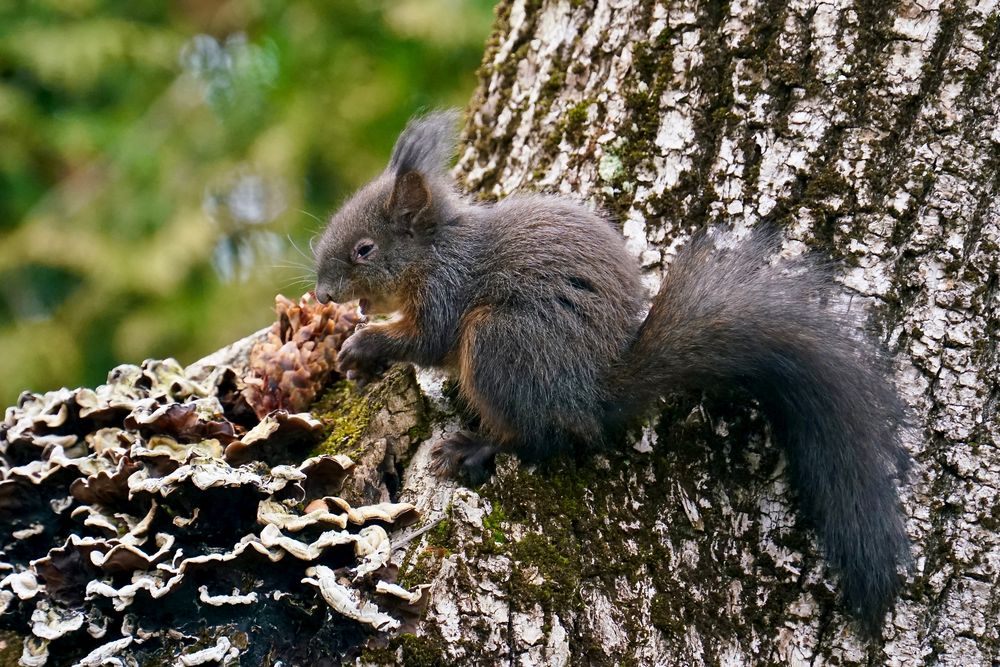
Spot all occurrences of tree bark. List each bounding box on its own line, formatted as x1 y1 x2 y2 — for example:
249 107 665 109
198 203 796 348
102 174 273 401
391 0 1000 665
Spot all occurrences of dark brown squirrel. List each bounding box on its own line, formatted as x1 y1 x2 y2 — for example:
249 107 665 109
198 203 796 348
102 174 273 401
312 110 911 633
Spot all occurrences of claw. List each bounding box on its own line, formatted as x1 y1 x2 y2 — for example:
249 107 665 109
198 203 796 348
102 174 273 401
428 441 457 478
429 431 499 485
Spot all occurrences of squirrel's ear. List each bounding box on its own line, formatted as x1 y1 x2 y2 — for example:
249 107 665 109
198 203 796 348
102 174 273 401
389 109 459 175
388 171 432 234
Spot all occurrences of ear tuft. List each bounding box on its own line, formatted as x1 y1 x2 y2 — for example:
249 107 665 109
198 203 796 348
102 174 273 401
388 109 460 175
388 171 432 232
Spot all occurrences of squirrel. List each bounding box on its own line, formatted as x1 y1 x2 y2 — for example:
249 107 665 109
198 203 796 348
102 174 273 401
312 110 912 633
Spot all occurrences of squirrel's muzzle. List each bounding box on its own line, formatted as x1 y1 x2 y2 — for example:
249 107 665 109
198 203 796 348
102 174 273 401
314 286 334 304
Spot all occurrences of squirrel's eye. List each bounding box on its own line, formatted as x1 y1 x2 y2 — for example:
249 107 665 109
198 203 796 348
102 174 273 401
352 239 377 263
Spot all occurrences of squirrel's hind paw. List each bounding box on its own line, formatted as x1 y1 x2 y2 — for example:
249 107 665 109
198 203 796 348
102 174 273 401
429 431 498 485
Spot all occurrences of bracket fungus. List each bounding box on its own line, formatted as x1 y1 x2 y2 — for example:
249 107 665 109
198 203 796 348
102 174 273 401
0 295 430 665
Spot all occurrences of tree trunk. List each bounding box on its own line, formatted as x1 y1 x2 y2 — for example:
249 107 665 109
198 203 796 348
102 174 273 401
395 0 1000 664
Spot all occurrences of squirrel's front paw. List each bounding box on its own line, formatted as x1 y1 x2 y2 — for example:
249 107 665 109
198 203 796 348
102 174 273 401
336 329 388 384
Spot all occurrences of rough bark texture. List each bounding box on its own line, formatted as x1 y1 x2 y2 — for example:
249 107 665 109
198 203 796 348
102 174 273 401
381 0 1000 665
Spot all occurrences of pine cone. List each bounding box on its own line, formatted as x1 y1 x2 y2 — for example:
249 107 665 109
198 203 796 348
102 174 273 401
242 294 362 418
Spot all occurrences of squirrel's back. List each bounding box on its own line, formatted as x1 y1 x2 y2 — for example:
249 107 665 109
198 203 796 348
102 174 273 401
468 194 644 318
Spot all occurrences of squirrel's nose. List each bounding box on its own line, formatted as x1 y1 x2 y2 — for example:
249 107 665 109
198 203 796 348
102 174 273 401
315 287 332 304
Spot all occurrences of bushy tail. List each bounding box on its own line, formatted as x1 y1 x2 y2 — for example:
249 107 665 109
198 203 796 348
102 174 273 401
617 230 911 632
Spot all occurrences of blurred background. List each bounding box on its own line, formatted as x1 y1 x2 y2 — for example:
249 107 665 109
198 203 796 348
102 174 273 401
0 0 495 406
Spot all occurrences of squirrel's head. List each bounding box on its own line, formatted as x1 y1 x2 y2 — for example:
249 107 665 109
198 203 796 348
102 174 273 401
313 110 460 313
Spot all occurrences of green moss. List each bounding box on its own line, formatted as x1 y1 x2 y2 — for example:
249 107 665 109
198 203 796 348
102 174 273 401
359 645 396 664
509 532 581 609
978 501 1000 531
649 593 682 637
309 380 374 459
538 57 567 116
394 632 451 666
407 408 434 446
603 8 677 222
361 631 453 666
463 0 535 195
482 505 508 545
308 364 424 459
427 518 455 550
710 106 738 128
564 100 591 143
800 164 851 250
965 14 999 94
399 546 445 589
0 631 23 666
400 507 455 588
631 33 673 85
541 98 596 161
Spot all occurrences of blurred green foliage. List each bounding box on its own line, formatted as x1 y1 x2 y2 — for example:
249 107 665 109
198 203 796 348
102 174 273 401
0 0 494 405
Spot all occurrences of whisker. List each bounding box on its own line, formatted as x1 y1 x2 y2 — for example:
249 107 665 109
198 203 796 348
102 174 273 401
319 254 351 269
267 264 315 284
288 223 351 270
269 260 315 272
286 233 313 263
270 270 315 283
296 208 325 226
276 276 317 292
271 270 314 282
294 210 337 261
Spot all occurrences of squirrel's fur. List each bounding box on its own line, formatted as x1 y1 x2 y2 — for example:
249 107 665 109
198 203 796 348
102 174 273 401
313 110 912 633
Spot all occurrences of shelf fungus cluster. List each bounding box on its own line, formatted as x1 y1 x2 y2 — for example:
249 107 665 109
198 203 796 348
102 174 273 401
0 298 428 666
